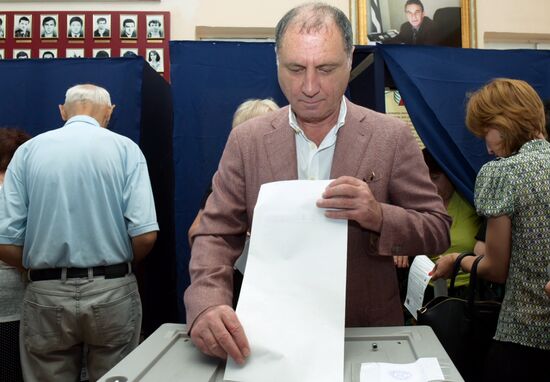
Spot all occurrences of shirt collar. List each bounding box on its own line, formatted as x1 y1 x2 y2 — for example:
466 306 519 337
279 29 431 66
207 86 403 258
64 115 101 128
288 97 347 135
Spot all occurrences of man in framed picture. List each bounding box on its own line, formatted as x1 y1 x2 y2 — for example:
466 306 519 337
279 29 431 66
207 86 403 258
68 16 84 39
0 17 5 38
120 18 137 39
94 16 110 38
396 0 437 45
14 16 31 38
41 16 58 38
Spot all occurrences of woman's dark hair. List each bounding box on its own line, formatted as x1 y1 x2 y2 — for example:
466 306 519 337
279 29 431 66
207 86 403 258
0 128 32 172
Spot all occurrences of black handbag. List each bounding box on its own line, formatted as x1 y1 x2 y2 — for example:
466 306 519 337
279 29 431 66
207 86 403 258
417 253 502 382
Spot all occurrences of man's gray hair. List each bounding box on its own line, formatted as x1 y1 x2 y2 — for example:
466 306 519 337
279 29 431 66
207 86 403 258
275 2 353 57
64 84 112 106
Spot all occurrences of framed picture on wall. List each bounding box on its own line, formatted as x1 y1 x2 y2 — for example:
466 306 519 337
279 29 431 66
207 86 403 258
146 14 164 39
14 14 32 39
355 0 473 47
0 49 4 59
40 49 57 59
67 14 85 39
40 14 58 39
13 49 31 59
0 14 6 39
146 48 163 72
120 14 138 39
66 48 84 58
120 48 138 58
93 48 111 58
93 14 111 38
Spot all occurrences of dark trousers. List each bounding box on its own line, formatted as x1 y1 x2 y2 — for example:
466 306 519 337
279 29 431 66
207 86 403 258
0 320 23 382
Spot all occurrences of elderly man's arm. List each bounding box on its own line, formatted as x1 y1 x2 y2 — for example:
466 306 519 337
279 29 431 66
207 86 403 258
131 231 157 264
0 245 24 272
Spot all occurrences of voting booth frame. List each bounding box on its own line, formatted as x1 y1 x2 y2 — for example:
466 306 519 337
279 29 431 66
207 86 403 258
3 43 550 335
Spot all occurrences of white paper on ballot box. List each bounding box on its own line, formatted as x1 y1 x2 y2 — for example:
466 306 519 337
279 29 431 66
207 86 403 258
224 180 348 382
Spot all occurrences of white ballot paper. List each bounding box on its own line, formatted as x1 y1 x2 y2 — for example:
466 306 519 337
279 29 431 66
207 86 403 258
360 357 445 382
404 255 434 320
224 180 348 382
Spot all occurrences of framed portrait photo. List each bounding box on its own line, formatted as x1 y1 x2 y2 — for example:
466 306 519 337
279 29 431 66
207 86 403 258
93 14 111 39
66 48 84 58
13 49 31 59
39 49 57 59
146 48 164 73
120 48 138 58
93 48 111 58
356 0 473 48
0 49 4 60
14 14 32 39
146 14 164 39
0 14 6 39
67 14 85 39
120 14 138 40
40 14 58 39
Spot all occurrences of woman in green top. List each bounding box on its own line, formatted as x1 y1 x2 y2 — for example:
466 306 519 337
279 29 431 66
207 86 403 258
431 78 550 381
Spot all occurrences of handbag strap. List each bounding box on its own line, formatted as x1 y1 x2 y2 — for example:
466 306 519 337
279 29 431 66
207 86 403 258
467 255 485 307
449 252 476 296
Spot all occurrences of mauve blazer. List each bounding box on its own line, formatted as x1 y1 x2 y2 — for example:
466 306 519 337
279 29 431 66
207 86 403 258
185 99 451 328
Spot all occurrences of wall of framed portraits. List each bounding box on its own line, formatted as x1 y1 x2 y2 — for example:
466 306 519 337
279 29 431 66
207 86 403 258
0 11 170 79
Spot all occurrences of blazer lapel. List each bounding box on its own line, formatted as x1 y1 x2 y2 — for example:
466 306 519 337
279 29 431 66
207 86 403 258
264 109 298 181
331 100 373 179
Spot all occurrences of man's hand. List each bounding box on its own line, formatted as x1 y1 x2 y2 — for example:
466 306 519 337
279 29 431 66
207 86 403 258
316 176 382 232
190 305 250 364
429 253 459 280
394 256 409 268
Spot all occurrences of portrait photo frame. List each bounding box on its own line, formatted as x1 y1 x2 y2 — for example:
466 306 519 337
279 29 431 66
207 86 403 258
120 14 138 40
40 14 59 39
93 14 112 39
39 48 57 59
355 0 474 48
0 48 4 59
66 48 84 58
67 14 85 39
14 14 32 39
13 48 31 59
0 14 6 39
93 48 111 58
120 47 139 58
146 47 164 73
146 14 164 40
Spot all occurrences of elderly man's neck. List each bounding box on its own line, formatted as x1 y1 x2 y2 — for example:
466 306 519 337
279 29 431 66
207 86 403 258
63 102 109 127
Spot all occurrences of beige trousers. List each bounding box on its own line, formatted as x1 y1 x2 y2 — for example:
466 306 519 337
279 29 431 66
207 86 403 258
19 274 141 382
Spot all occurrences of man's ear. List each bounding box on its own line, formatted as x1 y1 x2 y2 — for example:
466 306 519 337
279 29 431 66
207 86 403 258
59 105 68 121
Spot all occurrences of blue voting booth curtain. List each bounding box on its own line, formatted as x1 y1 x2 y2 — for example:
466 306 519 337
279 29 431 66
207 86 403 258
0 58 143 142
379 45 550 203
171 41 287 321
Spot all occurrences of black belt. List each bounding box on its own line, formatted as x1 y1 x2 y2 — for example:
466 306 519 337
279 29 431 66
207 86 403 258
29 262 130 282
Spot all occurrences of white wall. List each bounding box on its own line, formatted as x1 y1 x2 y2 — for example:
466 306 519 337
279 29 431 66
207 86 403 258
0 0 349 41
476 0 550 48
2 0 549 48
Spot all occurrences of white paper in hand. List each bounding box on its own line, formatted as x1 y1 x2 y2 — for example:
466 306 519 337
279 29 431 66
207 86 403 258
224 180 348 382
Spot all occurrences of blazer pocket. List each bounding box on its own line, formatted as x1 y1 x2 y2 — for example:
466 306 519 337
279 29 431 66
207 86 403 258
363 170 381 184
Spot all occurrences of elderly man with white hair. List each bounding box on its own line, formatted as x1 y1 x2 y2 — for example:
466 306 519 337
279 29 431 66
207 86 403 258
0 84 159 381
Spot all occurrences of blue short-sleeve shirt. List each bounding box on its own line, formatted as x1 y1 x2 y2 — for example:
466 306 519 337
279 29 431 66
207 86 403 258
0 115 159 268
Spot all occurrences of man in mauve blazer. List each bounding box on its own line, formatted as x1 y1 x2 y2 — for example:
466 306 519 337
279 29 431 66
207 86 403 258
184 3 451 364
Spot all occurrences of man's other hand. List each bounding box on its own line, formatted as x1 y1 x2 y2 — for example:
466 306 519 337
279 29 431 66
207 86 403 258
190 304 250 364
317 176 382 232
